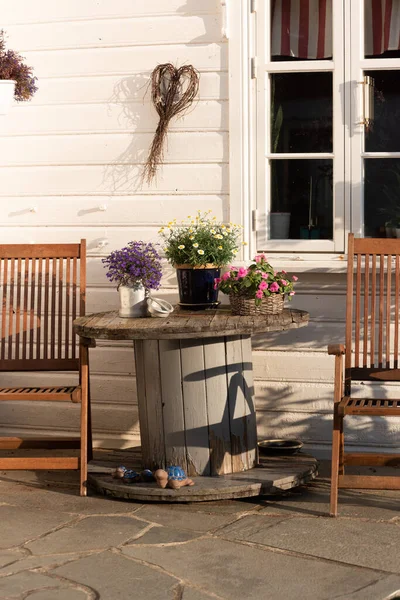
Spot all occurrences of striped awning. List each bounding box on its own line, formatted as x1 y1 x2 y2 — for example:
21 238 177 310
365 0 400 56
271 0 400 59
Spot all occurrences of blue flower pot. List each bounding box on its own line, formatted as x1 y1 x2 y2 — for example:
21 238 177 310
176 266 220 310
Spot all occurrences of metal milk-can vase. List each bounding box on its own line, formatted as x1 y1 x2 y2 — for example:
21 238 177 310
119 283 147 317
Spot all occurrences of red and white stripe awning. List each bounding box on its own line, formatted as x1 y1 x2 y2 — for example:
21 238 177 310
271 0 400 59
365 0 400 56
271 0 333 59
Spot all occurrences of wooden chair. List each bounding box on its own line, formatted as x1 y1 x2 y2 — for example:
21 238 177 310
0 241 93 496
329 234 400 516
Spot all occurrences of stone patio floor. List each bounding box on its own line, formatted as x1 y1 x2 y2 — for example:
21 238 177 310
0 457 400 600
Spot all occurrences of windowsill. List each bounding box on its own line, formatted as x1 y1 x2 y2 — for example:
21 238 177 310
254 253 348 273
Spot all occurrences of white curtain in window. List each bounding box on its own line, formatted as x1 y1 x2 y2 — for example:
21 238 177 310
271 0 400 59
365 0 400 55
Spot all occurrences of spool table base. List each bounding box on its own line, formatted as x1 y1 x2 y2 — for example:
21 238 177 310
88 450 318 503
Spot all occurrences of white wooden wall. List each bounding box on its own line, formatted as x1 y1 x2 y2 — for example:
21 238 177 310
0 0 228 447
1 1 398 455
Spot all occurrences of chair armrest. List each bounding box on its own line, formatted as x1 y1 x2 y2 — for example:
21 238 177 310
328 344 345 356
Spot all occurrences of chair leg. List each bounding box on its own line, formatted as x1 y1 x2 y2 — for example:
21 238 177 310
87 368 93 463
80 345 89 497
338 416 344 475
330 410 342 517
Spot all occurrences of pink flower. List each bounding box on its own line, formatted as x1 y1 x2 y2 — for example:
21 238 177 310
221 272 231 281
269 281 279 293
280 279 287 286
254 254 266 263
237 267 248 278
281 270 287 274
255 290 264 299
213 277 221 290
261 273 269 279
259 281 268 291
292 275 298 281
289 291 295 296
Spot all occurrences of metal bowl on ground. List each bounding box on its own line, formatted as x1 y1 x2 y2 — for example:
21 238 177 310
258 439 303 455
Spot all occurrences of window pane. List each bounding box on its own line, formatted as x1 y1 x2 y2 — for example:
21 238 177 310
270 73 332 153
270 159 333 239
364 0 400 59
364 159 400 237
365 71 400 152
271 0 333 61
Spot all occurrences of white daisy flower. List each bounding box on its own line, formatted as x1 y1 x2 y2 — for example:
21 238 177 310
193 243 199 248
178 245 185 250
198 249 205 255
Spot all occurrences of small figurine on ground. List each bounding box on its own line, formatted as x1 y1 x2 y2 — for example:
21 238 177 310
112 465 155 484
154 466 194 490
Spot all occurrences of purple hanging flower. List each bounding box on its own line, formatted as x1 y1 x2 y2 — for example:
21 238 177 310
0 31 38 101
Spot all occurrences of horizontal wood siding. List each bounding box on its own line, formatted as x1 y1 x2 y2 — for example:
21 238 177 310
2 2 397 455
1 0 228 448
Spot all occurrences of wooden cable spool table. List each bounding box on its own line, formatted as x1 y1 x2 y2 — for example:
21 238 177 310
74 306 316 502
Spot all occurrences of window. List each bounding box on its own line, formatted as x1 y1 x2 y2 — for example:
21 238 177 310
253 0 400 253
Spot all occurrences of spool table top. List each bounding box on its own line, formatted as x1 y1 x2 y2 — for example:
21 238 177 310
74 306 309 341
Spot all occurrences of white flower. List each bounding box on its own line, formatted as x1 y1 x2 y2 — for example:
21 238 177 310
193 243 199 248
222 231 228 236
189 235 195 240
218 245 223 249
210 229 216 234
215 234 223 240
197 249 205 255
178 245 185 250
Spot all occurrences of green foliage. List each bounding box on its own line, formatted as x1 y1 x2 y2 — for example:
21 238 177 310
159 211 244 267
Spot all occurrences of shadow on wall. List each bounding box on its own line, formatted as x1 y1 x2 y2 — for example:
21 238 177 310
102 72 150 193
102 0 225 194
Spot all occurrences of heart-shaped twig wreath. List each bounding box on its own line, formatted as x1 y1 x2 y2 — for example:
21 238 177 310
143 63 200 184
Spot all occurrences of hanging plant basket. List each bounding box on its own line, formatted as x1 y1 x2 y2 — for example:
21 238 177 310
229 293 285 316
0 80 15 115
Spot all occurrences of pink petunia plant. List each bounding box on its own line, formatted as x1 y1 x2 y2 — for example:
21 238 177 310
215 254 298 307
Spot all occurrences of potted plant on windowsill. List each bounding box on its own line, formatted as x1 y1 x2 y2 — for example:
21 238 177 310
102 241 162 317
159 211 244 309
0 30 38 115
215 254 298 315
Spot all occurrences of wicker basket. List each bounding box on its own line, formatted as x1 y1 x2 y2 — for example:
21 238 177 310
229 293 284 316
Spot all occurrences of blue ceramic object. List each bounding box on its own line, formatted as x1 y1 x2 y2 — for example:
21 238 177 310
166 466 187 481
122 469 141 484
141 469 155 482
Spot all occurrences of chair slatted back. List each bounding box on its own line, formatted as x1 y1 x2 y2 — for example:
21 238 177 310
345 234 400 394
0 242 86 372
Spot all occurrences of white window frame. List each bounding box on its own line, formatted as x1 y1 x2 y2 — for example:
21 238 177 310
226 0 369 269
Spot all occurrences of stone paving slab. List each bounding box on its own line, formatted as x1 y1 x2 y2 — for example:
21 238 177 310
0 553 92 577
26 515 150 555
0 479 144 515
27 589 89 600
259 480 400 520
122 537 391 600
217 514 400 573
0 505 75 549
133 504 239 532
1 458 400 600
52 550 179 600
126 524 202 545
0 571 70 598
